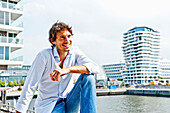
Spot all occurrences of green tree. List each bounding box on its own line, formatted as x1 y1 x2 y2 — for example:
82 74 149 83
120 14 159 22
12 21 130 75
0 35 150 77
8 81 14 87
14 80 18 86
154 76 157 79
19 80 24 86
0 80 5 87
117 77 123 81
122 81 125 87
16 38 19 44
158 76 163 79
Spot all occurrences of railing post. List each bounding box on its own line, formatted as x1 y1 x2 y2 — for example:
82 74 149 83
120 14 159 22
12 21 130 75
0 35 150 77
2 90 6 104
7 102 9 111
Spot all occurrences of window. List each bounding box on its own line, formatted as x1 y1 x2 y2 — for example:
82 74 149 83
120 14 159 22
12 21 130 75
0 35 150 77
5 12 9 25
9 33 13 37
2 0 7 8
0 46 4 60
5 47 9 60
0 11 4 24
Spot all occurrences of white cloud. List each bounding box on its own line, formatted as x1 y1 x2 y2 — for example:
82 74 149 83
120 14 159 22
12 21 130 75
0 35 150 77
73 32 123 64
99 0 170 18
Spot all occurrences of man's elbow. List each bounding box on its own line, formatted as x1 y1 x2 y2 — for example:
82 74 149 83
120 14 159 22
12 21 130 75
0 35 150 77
91 65 100 74
83 63 100 74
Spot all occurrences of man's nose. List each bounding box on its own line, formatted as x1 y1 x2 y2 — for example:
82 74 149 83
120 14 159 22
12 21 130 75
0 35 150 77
65 37 70 43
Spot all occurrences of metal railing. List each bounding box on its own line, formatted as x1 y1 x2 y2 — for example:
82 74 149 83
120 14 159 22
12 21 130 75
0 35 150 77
10 21 24 28
0 103 15 113
0 36 23 44
11 56 23 62
0 19 23 28
0 1 23 11
0 103 35 113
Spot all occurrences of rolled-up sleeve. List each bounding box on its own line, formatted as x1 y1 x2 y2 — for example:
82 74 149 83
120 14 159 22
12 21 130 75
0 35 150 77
75 48 99 74
16 52 46 113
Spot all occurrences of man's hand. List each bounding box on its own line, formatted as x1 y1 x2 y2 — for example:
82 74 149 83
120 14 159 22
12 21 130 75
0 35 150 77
50 68 70 81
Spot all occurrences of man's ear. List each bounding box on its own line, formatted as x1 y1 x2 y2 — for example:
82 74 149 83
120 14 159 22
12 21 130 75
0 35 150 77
50 38 56 45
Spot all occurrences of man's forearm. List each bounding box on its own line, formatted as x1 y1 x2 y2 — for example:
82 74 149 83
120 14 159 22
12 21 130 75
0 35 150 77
67 65 90 74
50 65 90 81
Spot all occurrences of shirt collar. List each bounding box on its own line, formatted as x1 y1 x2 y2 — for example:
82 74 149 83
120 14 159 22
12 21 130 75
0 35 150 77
52 46 73 57
53 46 59 57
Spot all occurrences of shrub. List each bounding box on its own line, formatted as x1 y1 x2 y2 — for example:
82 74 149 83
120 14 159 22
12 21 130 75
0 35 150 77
19 80 24 86
117 77 123 81
8 81 14 87
14 80 18 86
0 80 5 87
122 81 125 87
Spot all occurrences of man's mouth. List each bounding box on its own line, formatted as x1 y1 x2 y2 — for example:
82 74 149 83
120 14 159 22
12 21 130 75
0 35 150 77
63 42 71 48
63 43 70 48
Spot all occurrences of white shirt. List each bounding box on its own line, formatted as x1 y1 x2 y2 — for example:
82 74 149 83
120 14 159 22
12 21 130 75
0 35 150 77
16 46 99 113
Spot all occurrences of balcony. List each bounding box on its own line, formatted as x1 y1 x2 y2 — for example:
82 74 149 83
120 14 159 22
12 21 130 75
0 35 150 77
0 19 23 32
0 36 23 44
11 56 23 61
0 1 23 11
0 56 23 66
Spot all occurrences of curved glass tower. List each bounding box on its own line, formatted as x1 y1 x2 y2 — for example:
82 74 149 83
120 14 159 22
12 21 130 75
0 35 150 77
122 27 160 85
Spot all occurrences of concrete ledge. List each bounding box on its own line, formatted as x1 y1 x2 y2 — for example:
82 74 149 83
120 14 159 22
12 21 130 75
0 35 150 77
126 89 170 97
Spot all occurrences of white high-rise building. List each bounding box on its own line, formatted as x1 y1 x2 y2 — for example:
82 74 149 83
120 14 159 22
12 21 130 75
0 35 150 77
160 58 170 79
0 0 23 71
122 27 160 85
102 62 126 81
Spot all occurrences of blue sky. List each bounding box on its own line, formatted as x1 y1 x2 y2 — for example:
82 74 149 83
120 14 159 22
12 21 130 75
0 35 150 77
17 0 170 78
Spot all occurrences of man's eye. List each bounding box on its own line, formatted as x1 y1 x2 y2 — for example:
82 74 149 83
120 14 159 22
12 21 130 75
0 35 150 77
61 36 65 38
68 35 71 38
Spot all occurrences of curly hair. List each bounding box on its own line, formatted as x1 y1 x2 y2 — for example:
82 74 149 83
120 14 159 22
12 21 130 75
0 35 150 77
49 21 73 47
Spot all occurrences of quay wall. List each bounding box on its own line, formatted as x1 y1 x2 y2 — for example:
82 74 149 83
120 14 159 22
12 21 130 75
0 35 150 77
96 89 126 96
1 88 170 98
126 89 170 97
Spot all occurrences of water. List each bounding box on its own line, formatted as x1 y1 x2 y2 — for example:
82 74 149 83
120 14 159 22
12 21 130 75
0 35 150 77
97 95 170 113
7 95 170 113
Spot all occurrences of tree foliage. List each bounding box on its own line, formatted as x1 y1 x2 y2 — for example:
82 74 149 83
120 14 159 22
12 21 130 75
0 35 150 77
14 80 18 86
8 81 14 87
122 81 125 86
19 80 24 86
0 80 5 87
117 77 123 81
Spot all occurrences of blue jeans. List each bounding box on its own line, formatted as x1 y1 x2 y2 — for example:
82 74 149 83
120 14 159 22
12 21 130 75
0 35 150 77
51 74 96 113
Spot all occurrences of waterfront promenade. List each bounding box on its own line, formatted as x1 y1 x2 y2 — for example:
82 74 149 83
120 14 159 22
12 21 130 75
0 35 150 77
1 86 170 112
96 88 126 96
1 86 170 98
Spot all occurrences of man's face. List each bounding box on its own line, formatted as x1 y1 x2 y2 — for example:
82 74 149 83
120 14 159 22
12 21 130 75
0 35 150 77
52 29 72 53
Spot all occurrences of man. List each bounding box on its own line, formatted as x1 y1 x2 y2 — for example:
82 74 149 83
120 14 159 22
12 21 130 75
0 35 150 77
16 21 99 113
